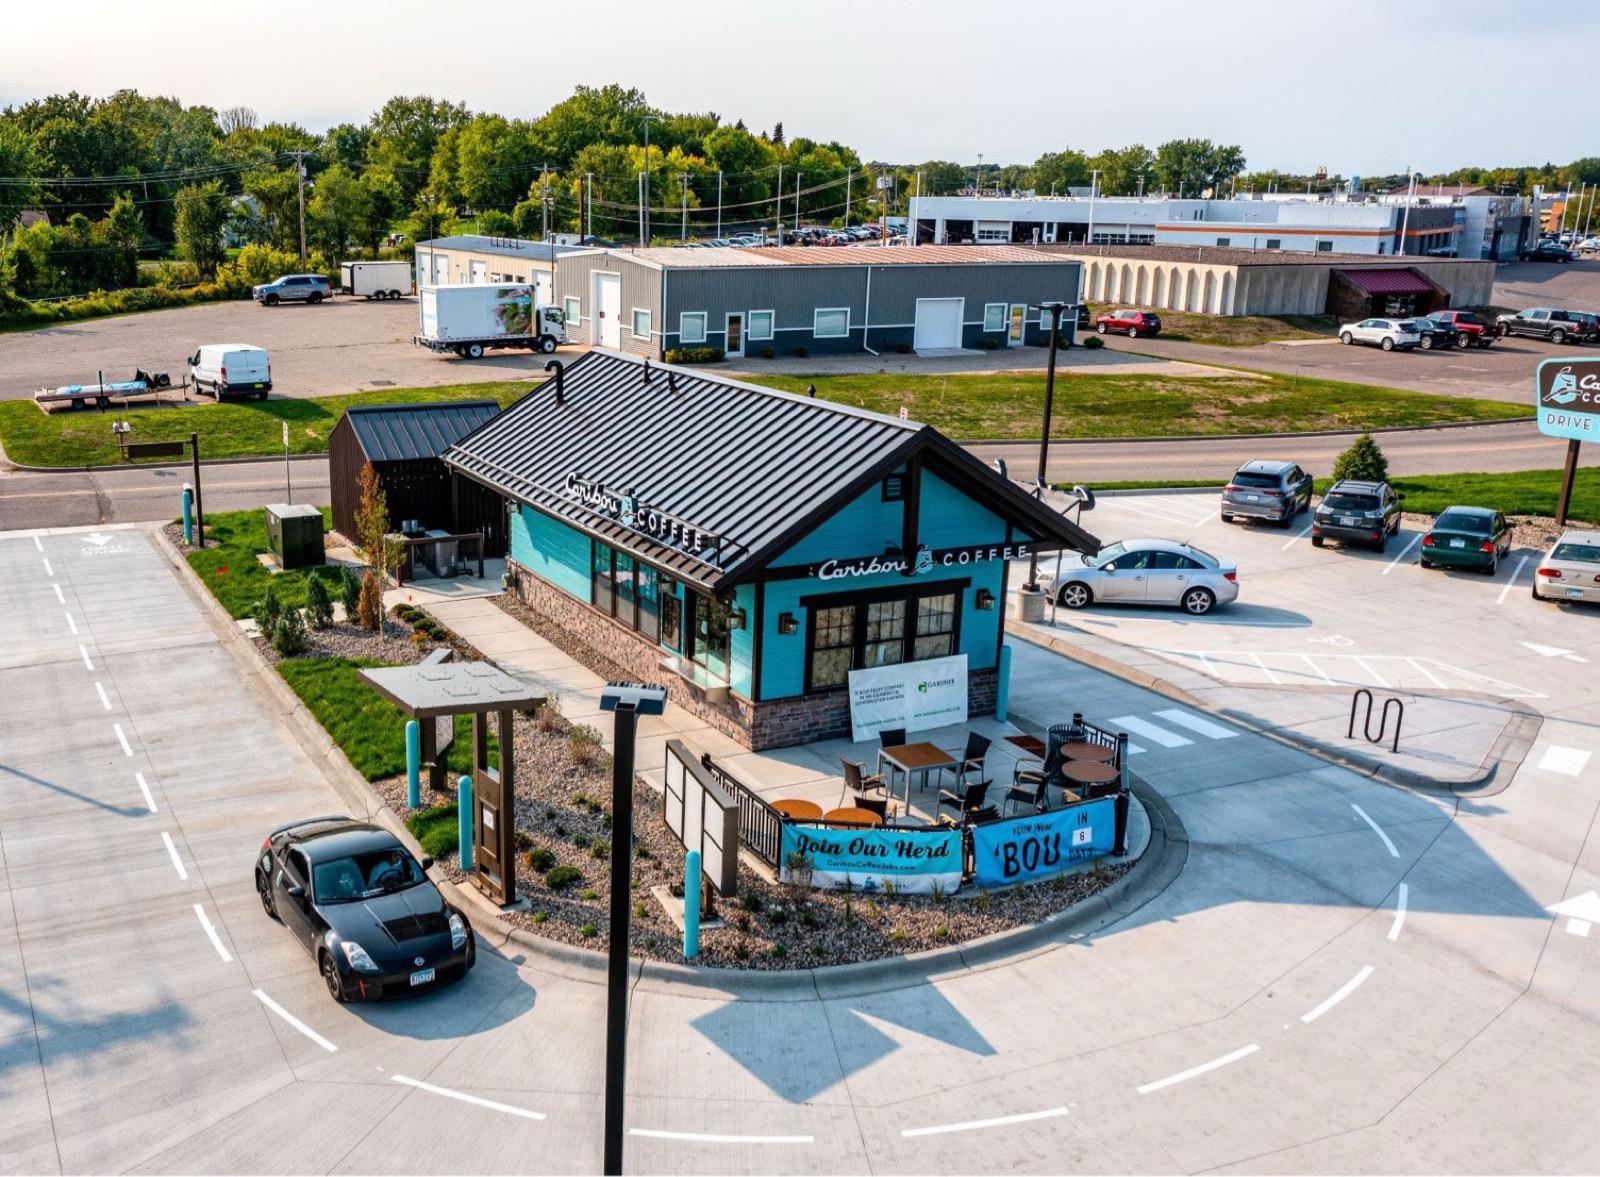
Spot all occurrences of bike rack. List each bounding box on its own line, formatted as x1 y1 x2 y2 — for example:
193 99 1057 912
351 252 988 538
1348 688 1403 753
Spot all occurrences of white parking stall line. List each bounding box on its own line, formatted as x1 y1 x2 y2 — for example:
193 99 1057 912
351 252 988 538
94 682 111 711
1107 715 1193 749
1247 652 1281 684
255 990 337 1052
160 832 189 880
902 1107 1069 1138
1352 804 1400 858
194 904 231 962
1538 746 1593 777
79 645 94 671
1283 525 1313 550
64 612 78 634
1300 654 1336 686
1406 658 1447 690
1137 1044 1259 1094
34 535 43 551
135 772 157 813
1152 708 1238 740
1300 965 1374 1023
53 584 65 604
1195 651 1219 678
632 1128 813 1144
113 723 133 757
1102 498 1211 528
42 558 54 577
392 1075 541 1119
1497 555 1530 605
1382 534 1423 575
1388 883 1409 942
1351 657 1391 689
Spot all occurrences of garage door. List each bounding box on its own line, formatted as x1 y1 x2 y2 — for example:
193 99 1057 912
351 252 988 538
913 298 964 350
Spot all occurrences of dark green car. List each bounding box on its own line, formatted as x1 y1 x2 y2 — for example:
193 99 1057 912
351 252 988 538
1420 506 1512 573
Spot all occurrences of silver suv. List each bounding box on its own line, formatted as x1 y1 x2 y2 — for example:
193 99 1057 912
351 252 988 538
1312 479 1404 552
253 273 332 306
1220 460 1313 528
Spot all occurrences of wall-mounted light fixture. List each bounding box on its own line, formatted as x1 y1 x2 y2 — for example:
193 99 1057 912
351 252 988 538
777 611 798 635
975 588 996 611
729 605 747 631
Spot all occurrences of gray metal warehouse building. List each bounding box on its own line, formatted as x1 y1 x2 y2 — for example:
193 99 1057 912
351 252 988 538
554 245 1082 359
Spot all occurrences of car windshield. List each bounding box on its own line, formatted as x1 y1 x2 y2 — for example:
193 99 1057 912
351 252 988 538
1091 541 1127 567
1552 542 1600 564
1323 493 1380 511
1436 510 1491 534
314 848 426 902
1231 472 1281 489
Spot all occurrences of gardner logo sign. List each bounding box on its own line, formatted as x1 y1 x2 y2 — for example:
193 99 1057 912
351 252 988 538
1536 359 1600 442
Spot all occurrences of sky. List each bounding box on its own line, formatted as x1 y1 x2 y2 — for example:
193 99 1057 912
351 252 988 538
4 0 1595 176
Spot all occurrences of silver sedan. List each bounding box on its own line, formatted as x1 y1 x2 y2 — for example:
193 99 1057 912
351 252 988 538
1038 538 1240 615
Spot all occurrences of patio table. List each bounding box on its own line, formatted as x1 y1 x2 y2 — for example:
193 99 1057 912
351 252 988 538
1058 740 1116 764
772 798 823 821
823 806 882 827
1061 759 1120 800
878 741 958 810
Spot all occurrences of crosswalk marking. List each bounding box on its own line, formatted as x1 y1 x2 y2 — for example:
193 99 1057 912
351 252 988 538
1107 715 1194 748
1539 746 1592 777
1153 708 1239 740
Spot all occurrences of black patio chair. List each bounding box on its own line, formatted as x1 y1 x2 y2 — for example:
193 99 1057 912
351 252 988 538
878 727 908 791
941 731 992 791
937 780 991 823
1005 745 1063 815
855 795 892 823
837 756 887 809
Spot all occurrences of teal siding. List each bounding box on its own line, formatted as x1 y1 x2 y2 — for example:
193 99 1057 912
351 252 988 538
730 583 755 697
920 471 1036 545
777 478 905 566
509 506 591 601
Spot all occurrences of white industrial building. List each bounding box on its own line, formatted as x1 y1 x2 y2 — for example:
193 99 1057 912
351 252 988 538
411 235 586 306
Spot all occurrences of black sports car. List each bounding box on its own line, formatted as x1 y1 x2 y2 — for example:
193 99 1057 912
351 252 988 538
255 816 475 1003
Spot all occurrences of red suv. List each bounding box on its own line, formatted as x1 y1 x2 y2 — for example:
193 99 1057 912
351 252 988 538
1426 310 1494 349
1096 308 1162 337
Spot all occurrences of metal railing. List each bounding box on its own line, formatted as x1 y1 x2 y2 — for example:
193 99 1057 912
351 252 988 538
701 752 783 869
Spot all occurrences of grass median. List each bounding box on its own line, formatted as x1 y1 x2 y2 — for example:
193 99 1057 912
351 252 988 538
0 380 533 468
184 505 342 619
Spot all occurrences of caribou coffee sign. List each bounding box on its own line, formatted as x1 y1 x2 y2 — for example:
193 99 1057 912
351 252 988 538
810 541 1034 581
564 474 717 554
1536 359 1600 443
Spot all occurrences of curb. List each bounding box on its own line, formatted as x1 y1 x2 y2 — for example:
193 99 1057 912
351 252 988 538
5 450 335 475
150 524 1188 996
964 416 1534 448
1005 621 1539 797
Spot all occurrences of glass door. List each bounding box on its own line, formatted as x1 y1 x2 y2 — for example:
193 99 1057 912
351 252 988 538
1008 303 1026 346
725 313 744 358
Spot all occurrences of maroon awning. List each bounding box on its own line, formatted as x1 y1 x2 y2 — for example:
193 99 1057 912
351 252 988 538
1336 268 1436 295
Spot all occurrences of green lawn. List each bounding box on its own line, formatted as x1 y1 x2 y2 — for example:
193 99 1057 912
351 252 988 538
1086 305 1339 347
0 380 535 468
184 506 345 619
759 371 1522 440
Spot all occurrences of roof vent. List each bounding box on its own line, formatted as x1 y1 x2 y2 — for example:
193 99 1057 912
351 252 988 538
667 371 679 392
642 358 653 385
807 383 817 398
543 358 565 404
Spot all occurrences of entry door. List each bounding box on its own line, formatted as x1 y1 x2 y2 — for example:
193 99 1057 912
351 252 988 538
1008 303 1026 346
725 313 744 357
595 272 622 348
913 297 964 350
468 259 486 284
432 253 449 284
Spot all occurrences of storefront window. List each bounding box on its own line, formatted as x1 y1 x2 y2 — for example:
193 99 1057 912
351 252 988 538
690 593 731 682
591 542 614 616
661 592 681 651
863 600 905 667
637 566 660 643
914 592 957 660
811 605 856 689
615 552 636 626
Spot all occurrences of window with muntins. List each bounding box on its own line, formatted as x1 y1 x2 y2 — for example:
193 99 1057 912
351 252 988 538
810 605 855 690
804 586 964 692
913 593 956 659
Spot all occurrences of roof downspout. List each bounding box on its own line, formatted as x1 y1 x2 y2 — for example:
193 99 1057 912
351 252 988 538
862 265 879 355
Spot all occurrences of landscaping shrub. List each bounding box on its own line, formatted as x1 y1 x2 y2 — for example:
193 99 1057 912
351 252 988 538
793 346 808 358
525 846 556 872
663 346 724 364
982 338 999 350
340 568 362 620
760 347 775 358
590 838 609 860
271 607 308 657
568 723 607 768
1082 335 1105 349
304 576 334 630
404 803 459 860
895 342 912 354
544 864 582 889
254 584 282 636
1332 431 1390 483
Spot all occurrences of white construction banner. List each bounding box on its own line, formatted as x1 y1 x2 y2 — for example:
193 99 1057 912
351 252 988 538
847 653 968 742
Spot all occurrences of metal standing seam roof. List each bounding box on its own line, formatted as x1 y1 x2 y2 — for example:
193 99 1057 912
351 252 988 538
1331 268 1439 295
578 244 1069 270
342 400 503 463
442 350 1098 594
416 235 583 262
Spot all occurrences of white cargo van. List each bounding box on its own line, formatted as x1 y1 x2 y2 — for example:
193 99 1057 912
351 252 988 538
189 344 272 400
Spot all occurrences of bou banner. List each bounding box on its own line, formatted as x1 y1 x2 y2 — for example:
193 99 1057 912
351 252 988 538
779 823 962 895
847 653 968 742
971 798 1117 888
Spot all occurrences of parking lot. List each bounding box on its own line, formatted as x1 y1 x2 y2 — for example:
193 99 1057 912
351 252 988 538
0 296 572 402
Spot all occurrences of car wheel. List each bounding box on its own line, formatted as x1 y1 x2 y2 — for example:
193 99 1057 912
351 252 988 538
1420 335 1434 350
466 343 484 359
1340 332 1354 345
1279 513 1293 528
1551 329 1567 345
1181 587 1216 615
1420 557 1433 570
1484 553 1498 576
308 292 323 304
1127 326 1138 338
256 870 278 922
372 290 386 301
1381 337 1395 351
1220 512 1233 523
1057 582 1093 609
1531 581 1544 600
321 952 347 1003
390 290 403 299
1377 532 1390 552
256 390 269 402
1097 323 1107 334
1311 535 1325 548
539 336 557 354
264 293 279 306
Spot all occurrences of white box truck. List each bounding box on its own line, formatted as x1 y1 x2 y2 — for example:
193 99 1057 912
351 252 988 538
413 283 568 357
340 260 414 300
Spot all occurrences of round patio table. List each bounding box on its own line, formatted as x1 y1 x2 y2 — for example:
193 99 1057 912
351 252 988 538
823 806 882 827
1058 740 1116 763
772 798 823 821
1061 760 1119 787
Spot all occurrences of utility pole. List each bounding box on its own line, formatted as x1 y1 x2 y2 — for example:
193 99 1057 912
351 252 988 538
288 148 311 266
794 171 801 233
1086 168 1101 245
586 172 593 241
1398 166 1416 256
640 114 659 246
775 162 783 241
716 170 723 238
976 153 983 193
1025 302 1066 591
845 167 852 227
539 165 552 242
680 173 689 241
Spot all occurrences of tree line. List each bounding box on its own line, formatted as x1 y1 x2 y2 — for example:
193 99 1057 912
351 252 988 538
1 85 1595 302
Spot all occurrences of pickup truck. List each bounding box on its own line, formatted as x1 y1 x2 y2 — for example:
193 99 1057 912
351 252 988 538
1427 309 1494 348
1495 308 1597 345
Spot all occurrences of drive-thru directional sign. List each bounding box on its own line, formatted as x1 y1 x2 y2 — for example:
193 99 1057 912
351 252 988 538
1546 890 1600 937
1536 360 1600 442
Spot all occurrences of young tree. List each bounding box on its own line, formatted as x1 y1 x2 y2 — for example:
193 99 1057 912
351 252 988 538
353 461 400 631
174 180 230 280
1332 432 1390 483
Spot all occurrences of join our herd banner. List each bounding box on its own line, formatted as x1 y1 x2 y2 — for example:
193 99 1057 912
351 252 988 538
970 798 1117 887
779 823 963 895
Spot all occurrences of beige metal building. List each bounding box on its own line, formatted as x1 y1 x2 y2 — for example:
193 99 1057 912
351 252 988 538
412 235 585 306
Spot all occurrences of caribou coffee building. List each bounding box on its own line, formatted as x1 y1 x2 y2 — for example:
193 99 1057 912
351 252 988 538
443 349 1098 749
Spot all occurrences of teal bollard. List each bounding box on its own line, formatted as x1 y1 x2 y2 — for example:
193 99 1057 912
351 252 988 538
405 720 420 808
996 643 1012 722
458 774 473 871
683 849 700 959
181 487 193 546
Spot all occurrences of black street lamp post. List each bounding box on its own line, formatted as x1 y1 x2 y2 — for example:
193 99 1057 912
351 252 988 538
1027 301 1068 590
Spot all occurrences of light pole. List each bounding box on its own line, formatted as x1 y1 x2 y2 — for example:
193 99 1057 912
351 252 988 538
599 682 668 1177
1027 302 1067 591
1086 168 1101 245
976 153 983 193
640 115 660 245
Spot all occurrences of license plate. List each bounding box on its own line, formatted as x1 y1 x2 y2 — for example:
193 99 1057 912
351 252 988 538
1567 587 1584 598
409 967 435 986
1244 495 1259 502
1449 538 1464 548
1340 516 1357 526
